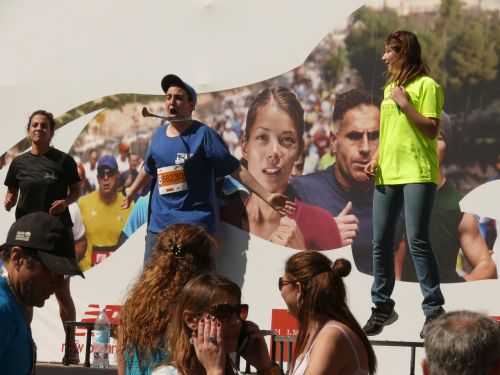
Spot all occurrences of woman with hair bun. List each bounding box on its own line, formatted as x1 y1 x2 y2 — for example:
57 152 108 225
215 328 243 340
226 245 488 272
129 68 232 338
117 223 216 375
279 252 376 375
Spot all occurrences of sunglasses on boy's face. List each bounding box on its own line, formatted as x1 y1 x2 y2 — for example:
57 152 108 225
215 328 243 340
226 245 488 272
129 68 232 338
278 277 295 291
208 303 249 322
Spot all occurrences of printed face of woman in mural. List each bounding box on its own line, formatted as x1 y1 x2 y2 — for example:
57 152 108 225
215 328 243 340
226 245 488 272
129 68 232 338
242 101 301 194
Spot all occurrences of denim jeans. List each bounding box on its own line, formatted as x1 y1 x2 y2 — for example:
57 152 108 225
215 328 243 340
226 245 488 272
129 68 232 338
144 231 159 266
371 183 445 317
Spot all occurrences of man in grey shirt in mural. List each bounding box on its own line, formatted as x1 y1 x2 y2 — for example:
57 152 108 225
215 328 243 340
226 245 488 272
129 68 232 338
292 89 388 275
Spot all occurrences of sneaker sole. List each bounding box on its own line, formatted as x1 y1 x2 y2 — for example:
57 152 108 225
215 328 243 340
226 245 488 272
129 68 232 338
365 311 399 336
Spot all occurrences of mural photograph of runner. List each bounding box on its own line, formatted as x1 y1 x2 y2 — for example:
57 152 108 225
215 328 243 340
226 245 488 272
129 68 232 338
1 1 499 281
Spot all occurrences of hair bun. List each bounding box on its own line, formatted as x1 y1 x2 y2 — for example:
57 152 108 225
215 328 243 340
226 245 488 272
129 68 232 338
331 258 351 278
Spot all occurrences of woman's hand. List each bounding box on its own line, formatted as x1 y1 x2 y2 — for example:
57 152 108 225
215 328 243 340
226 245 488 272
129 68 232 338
269 216 306 250
391 85 439 139
267 193 296 217
192 317 225 375
240 321 274 372
390 86 410 109
364 158 377 177
49 199 67 215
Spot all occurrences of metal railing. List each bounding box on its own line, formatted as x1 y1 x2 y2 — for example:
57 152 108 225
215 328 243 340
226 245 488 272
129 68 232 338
237 332 423 375
63 322 423 374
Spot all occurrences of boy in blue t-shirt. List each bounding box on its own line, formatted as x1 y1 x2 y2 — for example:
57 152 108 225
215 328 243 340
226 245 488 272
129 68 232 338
124 74 290 261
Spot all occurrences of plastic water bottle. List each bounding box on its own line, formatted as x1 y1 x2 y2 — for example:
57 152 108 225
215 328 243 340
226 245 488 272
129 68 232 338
92 308 110 368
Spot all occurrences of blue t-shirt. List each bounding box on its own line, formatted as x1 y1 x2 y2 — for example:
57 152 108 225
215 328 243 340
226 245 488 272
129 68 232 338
125 347 167 375
0 277 34 375
291 165 375 274
122 194 150 238
144 122 239 234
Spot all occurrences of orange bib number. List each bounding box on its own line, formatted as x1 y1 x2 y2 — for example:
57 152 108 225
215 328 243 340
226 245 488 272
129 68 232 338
157 165 188 194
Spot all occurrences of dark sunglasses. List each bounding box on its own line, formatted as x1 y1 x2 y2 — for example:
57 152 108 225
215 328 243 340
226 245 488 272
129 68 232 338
97 168 117 178
278 277 295 291
208 303 249 321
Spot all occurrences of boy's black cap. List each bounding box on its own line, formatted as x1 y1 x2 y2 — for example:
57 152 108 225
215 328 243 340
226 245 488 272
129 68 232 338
0 212 84 277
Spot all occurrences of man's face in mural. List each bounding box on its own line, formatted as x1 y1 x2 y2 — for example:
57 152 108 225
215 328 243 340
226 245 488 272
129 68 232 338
242 102 301 194
333 104 379 189
129 154 140 170
97 167 118 196
164 86 194 119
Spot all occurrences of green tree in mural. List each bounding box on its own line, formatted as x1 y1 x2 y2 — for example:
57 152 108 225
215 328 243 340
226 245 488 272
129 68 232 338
343 6 400 100
445 17 498 111
321 47 348 89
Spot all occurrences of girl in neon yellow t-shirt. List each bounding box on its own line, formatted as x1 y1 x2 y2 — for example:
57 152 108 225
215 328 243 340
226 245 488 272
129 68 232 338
363 30 445 338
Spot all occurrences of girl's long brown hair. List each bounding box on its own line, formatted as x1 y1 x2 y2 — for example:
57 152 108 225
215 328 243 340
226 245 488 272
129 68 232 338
167 274 241 375
118 224 215 369
385 30 429 87
285 251 376 374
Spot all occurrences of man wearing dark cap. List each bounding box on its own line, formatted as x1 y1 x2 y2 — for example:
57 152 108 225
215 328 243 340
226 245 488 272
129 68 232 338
124 74 289 262
79 155 133 270
0 212 83 375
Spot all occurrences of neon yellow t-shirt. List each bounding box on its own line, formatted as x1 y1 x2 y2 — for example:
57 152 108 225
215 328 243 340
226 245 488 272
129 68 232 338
375 75 444 186
78 191 133 271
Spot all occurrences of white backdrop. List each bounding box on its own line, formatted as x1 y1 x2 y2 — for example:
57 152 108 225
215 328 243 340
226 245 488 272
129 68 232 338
1 1 499 374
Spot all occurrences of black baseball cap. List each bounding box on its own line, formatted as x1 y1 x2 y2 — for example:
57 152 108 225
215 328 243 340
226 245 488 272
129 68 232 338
161 74 197 106
1 212 84 277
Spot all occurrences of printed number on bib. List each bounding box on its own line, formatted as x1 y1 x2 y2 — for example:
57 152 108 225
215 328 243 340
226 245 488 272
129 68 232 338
158 165 188 194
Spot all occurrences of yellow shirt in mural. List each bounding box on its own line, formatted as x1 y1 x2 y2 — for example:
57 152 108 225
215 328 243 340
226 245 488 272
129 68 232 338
78 191 133 271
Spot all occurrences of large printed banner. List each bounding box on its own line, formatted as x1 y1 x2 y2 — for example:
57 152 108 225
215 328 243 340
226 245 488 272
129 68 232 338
1 1 500 374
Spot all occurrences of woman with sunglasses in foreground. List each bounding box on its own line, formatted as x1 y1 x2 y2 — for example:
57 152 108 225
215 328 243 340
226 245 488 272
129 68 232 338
154 273 281 375
117 224 216 375
279 252 376 375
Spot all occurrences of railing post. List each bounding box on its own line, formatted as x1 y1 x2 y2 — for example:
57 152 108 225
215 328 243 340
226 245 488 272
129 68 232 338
84 326 92 367
410 345 416 375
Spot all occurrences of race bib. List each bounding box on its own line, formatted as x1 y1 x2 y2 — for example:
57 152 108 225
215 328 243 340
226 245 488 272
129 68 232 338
158 165 188 194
